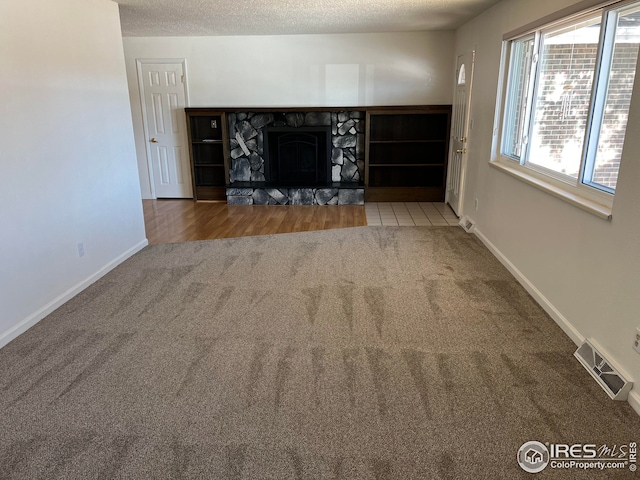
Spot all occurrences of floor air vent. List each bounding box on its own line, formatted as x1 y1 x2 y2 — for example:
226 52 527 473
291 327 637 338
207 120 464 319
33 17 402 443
574 340 633 401
459 216 475 233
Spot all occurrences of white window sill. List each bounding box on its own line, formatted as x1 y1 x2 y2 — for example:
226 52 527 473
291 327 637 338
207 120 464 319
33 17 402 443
489 160 612 220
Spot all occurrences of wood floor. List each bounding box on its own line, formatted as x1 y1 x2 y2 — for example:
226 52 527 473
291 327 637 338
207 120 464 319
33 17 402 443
143 200 367 244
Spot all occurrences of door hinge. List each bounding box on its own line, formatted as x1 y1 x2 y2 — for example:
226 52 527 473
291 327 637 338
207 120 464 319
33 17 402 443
181 75 184 83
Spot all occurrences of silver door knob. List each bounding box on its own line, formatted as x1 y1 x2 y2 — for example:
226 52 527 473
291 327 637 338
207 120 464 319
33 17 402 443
150 138 158 143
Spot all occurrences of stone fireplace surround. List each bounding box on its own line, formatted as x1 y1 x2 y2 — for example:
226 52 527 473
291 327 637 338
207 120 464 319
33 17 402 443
226 110 365 205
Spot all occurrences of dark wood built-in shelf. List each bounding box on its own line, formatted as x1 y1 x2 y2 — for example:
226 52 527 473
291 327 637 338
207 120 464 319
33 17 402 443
365 106 451 202
185 105 452 203
186 110 230 201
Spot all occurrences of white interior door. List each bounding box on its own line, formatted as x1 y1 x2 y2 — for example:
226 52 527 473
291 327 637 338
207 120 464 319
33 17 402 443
139 61 192 198
446 51 475 216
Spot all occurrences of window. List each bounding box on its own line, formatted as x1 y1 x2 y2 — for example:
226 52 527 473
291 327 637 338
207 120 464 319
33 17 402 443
498 0 640 205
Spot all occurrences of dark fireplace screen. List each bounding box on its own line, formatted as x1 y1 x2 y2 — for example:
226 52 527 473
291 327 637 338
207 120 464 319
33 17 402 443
264 127 331 186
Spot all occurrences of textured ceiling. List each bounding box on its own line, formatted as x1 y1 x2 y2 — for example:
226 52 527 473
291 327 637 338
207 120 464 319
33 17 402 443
116 0 501 37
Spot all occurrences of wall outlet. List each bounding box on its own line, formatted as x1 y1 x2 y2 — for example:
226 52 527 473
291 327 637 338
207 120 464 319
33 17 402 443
634 327 640 354
77 242 85 258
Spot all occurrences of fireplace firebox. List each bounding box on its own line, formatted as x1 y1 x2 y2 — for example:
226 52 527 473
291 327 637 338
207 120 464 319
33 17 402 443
264 127 331 186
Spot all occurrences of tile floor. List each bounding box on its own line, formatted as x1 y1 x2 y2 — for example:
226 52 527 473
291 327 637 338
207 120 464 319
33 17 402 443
365 202 459 227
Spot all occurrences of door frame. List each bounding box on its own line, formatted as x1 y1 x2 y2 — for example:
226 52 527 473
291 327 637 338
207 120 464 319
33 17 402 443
446 50 475 216
136 58 191 199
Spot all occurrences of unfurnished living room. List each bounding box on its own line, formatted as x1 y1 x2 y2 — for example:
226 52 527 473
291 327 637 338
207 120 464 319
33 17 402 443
2 0 640 478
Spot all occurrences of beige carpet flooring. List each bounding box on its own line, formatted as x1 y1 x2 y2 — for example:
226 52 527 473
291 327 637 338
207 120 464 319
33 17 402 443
1 226 639 479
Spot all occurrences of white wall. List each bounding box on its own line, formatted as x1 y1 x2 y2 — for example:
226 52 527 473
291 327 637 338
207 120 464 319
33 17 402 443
455 0 640 412
122 32 455 198
0 0 147 346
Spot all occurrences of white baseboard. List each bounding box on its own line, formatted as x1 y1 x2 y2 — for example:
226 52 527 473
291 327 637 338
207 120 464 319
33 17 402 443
472 228 640 415
629 391 640 416
0 239 148 349
473 228 584 346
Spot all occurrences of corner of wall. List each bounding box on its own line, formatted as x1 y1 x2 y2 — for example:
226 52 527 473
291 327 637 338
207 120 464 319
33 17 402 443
471 226 640 417
629 391 640 417
0 239 148 350
472 227 585 345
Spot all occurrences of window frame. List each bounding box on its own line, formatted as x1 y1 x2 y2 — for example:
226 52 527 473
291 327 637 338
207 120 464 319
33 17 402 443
493 0 639 218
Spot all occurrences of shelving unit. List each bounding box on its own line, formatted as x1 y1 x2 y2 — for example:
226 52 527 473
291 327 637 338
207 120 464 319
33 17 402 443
185 110 229 200
365 106 451 202
184 105 452 203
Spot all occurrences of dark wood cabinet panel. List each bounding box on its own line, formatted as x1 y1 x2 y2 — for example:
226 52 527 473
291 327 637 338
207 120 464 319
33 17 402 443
189 116 223 141
192 143 225 165
368 142 447 165
368 165 445 187
369 113 449 142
